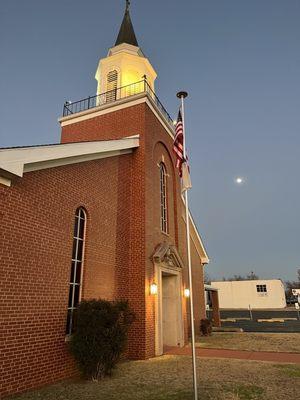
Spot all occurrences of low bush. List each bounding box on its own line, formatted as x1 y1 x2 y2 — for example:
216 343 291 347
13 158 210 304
69 299 135 380
200 318 212 336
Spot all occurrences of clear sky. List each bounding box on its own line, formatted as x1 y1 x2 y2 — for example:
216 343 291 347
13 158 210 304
0 0 299 281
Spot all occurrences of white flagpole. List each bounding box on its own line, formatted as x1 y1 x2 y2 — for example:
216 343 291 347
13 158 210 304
177 91 198 400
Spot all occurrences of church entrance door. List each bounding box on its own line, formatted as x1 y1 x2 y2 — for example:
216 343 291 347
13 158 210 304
155 266 184 355
162 272 180 347
152 243 184 356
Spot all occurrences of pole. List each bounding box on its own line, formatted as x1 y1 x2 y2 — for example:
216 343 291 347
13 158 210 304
296 303 300 320
249 304 253 321
177 91 198 400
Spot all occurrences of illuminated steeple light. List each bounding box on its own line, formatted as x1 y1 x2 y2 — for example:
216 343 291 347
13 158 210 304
115 0 139 47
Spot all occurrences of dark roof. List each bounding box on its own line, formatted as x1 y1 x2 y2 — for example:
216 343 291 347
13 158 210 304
115 2 138 47
0 143 60 150
0 138 135 151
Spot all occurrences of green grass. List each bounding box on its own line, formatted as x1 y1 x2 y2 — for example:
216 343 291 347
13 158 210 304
224 384 264 400
195 332 300 353
11 356 299 400
276 364 300 378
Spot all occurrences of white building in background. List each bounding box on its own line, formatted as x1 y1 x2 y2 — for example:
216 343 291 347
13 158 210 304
211 279 287 309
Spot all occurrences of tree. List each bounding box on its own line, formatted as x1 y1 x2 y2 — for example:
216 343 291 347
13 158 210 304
246 271 259 280
204 271 211 284
285 268 300 299
222 272 259 281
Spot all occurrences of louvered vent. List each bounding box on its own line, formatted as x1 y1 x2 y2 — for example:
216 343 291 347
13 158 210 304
106 70 118 102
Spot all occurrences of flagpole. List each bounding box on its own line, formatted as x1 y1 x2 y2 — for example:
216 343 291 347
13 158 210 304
177 91 198 400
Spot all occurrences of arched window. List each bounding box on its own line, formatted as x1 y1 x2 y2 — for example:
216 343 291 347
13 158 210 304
159 162 168 233
66 207 86 335
106 70 118 102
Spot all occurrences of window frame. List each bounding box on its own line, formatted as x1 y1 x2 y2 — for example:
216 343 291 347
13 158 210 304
159 162 168 234
66 207 86 335
256 284 267 293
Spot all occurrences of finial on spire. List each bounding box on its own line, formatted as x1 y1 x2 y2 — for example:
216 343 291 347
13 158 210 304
126 0 130 13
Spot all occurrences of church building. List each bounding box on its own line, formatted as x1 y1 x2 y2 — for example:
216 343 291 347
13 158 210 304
0 3 218 397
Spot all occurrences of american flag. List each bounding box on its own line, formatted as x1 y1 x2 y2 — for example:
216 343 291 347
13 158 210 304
173 109 184 177
173 108 192 191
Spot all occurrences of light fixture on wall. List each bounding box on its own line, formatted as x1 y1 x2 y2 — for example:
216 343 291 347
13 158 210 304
184 288 190 298
150 283 158 295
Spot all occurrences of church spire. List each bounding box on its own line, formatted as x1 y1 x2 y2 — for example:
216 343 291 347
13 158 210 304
95 0 157 97
115 0 139 47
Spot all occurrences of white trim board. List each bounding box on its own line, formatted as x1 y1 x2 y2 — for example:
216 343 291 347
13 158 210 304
0 136 139 186
59 93 175 140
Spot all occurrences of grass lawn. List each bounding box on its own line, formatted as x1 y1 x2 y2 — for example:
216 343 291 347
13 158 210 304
195 332 300 353
11 356 300 400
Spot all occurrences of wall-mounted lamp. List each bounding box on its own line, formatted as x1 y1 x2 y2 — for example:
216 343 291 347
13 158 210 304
184 288 190 298
150 283 158 295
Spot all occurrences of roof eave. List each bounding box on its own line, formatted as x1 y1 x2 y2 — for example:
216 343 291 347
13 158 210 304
0 136 139 187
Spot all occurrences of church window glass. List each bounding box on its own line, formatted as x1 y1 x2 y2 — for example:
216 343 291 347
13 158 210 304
66 207 86 335
256 284 267 293
160 163 168 233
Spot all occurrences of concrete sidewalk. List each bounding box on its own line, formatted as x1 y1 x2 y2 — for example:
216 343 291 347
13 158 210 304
165 346 300 364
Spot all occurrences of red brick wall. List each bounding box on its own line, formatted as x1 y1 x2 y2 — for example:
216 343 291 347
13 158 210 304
0 99 206 396
0 156 133 397
61 102 150 360
60 104 145 143
144 108 179 356
62 99 206 346
190 238 206 333
143 105 205 354
178 202 206 337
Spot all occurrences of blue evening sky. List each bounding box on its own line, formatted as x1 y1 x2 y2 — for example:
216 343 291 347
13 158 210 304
0 0 299 281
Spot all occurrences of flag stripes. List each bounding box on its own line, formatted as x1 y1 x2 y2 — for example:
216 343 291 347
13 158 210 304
173 109 184 176
173 107 192 192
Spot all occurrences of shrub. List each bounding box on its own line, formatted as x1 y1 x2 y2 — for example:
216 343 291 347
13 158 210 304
200 318 212 336
69 299 135 380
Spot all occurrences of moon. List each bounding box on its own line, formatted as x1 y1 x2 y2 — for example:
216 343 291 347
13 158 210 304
235 177 244 184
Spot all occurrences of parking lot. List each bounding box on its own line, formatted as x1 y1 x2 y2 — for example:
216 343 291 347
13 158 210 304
208 309 300 333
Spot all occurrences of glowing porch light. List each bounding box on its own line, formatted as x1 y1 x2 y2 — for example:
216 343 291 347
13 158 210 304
184 288 190 298
150 283 158 295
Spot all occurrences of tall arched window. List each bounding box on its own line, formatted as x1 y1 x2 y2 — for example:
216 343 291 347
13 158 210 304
66 207 86 335
106 70 118 102
160 162 168 233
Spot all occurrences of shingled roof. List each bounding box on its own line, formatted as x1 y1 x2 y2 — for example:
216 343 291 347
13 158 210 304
115 1 139 47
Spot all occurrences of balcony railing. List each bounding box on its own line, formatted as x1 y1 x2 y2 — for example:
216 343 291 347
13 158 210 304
62 79 174 128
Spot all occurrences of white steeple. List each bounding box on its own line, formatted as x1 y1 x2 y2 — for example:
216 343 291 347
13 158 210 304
95 1 157 96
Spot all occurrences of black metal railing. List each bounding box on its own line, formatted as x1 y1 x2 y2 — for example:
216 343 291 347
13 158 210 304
62 79 174 128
